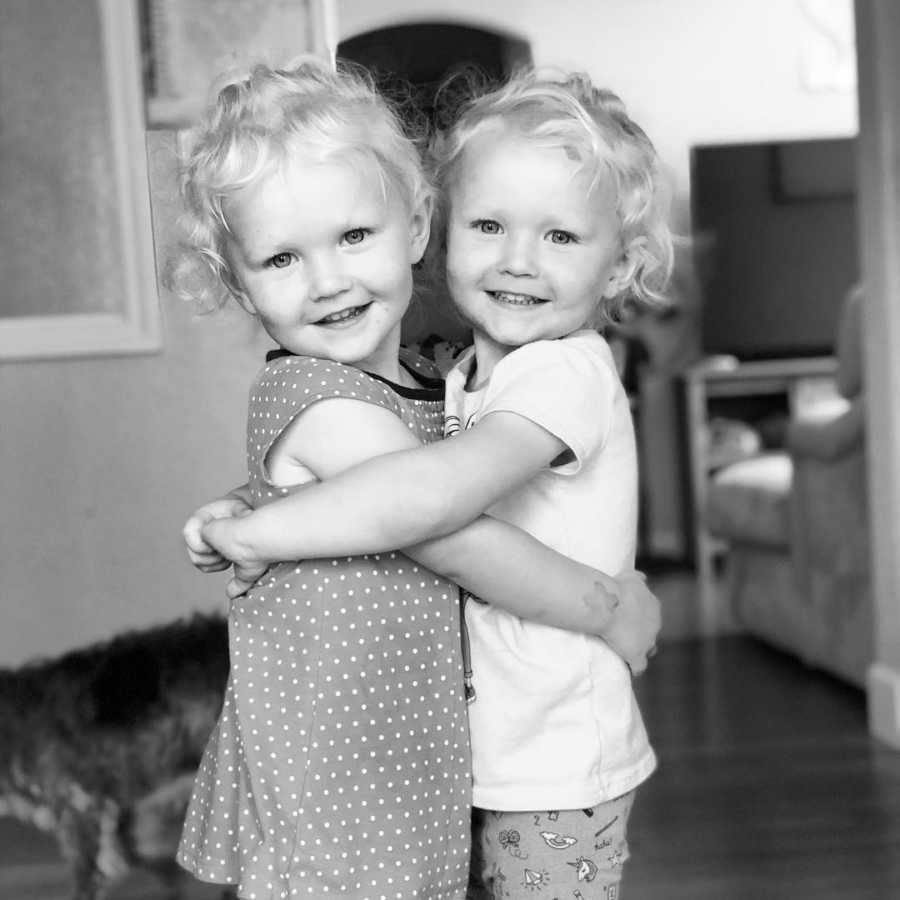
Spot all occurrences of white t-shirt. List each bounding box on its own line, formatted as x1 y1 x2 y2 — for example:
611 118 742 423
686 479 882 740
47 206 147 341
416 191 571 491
444 330 656 812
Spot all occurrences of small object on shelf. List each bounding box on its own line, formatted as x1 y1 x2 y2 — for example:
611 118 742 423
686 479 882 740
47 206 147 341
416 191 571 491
702 354 740 373
703 417 763 471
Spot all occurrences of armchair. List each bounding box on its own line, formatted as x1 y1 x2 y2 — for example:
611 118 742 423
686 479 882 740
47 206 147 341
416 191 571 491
786 285 871 685
707 285 872 686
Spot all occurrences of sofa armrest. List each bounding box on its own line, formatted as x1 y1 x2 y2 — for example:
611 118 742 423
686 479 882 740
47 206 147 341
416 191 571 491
787 398 865 462
788 397 868 577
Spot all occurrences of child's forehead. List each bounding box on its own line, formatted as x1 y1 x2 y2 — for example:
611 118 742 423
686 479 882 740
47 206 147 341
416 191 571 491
221 154 408 237
454 127 612 198
240 152 389 203
459 119 604 170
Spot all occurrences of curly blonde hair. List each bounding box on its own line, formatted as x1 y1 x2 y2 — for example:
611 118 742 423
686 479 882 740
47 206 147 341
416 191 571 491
428 68 673 323
167 56 432 310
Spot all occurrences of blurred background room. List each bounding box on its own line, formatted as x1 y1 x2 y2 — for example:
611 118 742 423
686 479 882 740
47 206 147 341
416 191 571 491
2 1 900 897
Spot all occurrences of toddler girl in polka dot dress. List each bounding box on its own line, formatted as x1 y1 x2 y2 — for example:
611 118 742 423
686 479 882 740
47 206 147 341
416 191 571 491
173 59 659 900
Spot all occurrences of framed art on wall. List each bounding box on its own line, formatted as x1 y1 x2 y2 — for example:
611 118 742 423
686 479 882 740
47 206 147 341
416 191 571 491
142 0 335 129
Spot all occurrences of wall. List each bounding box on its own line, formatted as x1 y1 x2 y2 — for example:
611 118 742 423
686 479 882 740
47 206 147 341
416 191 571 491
0 0 859 665
0 132 271 666
337 0 859 230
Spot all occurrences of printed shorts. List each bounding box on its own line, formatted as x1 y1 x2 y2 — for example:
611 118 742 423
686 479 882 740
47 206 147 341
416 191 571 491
468 791 635 900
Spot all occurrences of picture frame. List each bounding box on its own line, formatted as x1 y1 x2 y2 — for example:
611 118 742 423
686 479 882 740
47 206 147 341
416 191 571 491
142 0 335 129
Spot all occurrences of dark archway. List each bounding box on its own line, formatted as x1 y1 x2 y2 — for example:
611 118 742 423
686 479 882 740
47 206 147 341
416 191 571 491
338 22 531 131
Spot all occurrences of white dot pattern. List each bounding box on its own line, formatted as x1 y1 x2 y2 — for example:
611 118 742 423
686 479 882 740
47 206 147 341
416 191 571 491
178 354 471 899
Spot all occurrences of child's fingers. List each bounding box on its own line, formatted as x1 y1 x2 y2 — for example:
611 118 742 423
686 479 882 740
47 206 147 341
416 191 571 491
186 545 220 563
183 516 213 554
184 497 252 555
186 542 230 570
226 575 255 600
225 576 246 600
195 558 233 573
200 517 229 552
225 562 269 599
235 561 269 583
628 651 649 677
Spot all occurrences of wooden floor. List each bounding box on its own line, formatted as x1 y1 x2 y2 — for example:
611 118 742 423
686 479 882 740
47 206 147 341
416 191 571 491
2 635 899 899
629 636 900 899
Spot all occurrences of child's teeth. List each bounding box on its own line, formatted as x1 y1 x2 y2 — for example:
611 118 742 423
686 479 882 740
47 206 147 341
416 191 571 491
321 306 364 324
495 292 541 305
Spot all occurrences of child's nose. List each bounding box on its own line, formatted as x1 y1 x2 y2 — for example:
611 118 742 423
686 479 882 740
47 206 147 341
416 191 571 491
308 253 351 300
498 234 538 277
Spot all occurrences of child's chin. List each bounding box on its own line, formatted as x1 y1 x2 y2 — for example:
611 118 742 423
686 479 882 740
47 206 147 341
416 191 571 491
486 324 557 348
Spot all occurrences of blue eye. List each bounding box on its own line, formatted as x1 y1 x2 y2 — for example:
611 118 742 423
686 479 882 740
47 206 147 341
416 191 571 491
548 230 576 245
268 252 293 269
474 219 501 235
344 228 370 245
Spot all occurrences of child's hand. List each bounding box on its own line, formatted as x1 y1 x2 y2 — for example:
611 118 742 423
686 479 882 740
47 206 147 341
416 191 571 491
183 495 253 572
201 514 269 598
225 561 270 601
601 570 661 676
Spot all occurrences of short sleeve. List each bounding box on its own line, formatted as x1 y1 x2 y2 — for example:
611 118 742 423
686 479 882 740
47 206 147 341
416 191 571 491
249 355 405 464
478 335 621 471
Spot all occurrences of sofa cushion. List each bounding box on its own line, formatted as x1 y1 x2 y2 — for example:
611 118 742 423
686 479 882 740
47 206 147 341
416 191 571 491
706 452 793 547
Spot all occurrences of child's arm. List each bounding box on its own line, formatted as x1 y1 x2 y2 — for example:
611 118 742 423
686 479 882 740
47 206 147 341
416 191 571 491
201 398 659 671
202 489 659 673
404 521 660 675
186 485 659 673
203 409 564 562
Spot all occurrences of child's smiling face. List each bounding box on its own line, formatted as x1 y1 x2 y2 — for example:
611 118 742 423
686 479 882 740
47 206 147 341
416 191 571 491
223 155 430 379
445 128 633 359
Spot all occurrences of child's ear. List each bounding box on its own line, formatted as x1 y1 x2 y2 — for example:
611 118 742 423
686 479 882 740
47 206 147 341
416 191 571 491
232 290 255 316
602 237 645 299
408 194 433 264
225 274 255 316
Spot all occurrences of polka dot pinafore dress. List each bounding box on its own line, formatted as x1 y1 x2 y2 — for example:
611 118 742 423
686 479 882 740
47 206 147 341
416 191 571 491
178 353 471 900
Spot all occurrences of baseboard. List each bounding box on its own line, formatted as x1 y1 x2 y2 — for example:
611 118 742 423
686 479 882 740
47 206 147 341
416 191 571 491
867 662 900 749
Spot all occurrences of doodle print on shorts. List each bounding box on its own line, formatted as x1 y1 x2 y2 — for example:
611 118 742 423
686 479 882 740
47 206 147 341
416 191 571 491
522 867 550 891
540 831 578 849
573 888 619 900
593 813 620 851
567 856 599 882
500 828 529 859
572 888 619 900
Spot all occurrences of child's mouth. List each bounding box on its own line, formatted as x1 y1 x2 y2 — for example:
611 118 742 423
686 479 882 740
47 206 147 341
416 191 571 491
315 303 372 326
489 291 548 306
